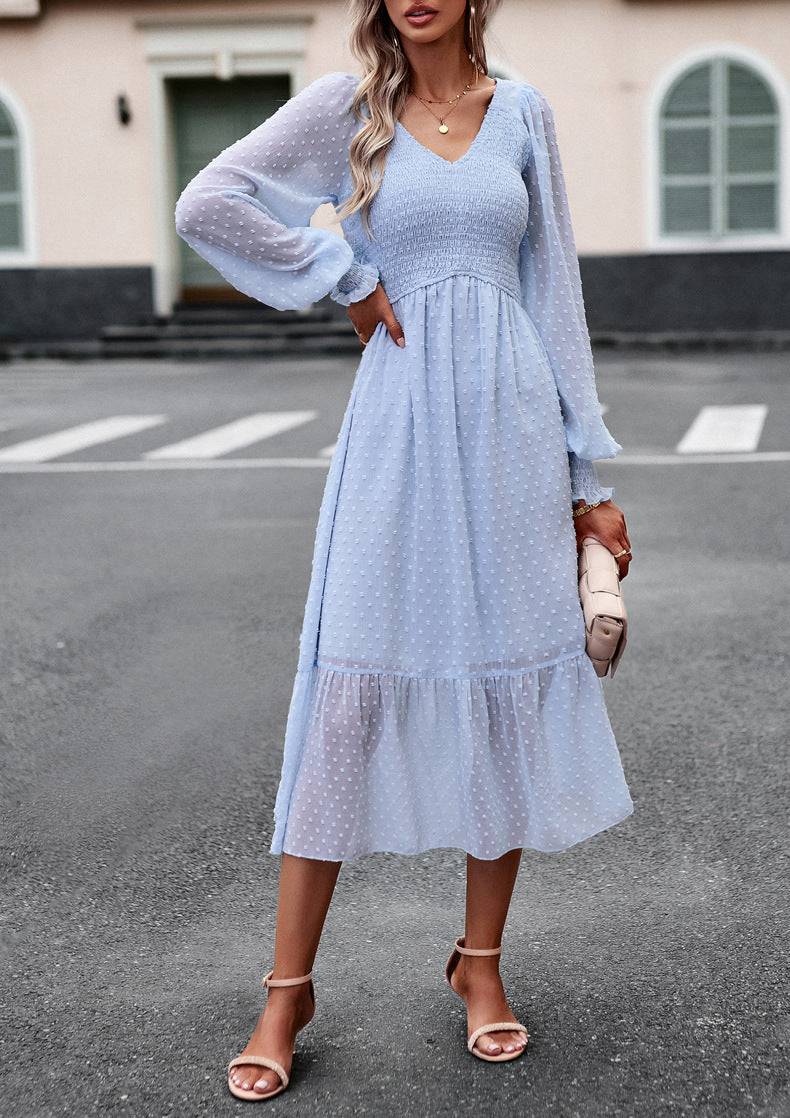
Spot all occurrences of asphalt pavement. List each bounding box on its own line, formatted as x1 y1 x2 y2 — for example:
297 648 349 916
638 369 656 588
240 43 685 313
1 349 788 1117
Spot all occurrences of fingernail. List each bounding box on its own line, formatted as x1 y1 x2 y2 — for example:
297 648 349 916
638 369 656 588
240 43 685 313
396 337 405 347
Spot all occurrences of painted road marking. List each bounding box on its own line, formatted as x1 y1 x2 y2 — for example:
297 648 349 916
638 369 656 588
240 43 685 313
676 405 768 454
143 411 317 459
1 449 789 473
0 415 166 463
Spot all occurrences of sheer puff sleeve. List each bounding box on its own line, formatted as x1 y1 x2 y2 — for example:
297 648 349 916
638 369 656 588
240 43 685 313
174 70 380 313
518 83 622 505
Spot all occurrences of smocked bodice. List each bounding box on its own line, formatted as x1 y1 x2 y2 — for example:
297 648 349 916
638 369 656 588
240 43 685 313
338 82 530 305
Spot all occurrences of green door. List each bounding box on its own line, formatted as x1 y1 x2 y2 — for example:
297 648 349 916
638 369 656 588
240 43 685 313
172 74 291 300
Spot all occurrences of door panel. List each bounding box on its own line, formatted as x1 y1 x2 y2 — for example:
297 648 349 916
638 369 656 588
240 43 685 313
172 75 291 300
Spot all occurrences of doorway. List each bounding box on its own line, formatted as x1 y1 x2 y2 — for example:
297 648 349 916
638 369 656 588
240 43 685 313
171 74 291 302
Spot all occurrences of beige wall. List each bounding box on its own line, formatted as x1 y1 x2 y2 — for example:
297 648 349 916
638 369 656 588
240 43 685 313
0 1 355 267
0 0 788 271
493 0 789 253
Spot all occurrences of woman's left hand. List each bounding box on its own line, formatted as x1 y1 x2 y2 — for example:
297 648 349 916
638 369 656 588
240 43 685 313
572 499 632 579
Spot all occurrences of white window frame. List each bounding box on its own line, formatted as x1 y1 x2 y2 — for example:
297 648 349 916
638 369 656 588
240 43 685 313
647 44 789 253
0 81 36 265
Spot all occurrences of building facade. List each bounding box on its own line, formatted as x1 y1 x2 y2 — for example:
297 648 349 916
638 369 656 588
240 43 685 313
1 0 789 341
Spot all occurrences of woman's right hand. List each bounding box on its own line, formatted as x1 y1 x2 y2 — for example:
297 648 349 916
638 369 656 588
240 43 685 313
346 283 406 348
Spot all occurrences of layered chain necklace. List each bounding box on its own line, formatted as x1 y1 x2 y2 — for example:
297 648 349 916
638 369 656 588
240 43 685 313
409 66 481 134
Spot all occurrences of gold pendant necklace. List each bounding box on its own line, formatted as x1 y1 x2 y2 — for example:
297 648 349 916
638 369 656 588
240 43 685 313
410 67 480 134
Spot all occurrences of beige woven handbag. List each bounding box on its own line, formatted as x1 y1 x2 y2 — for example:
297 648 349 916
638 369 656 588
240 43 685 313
577 536 628 678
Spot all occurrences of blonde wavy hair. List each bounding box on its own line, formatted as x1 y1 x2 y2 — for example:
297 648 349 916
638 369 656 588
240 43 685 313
335 0 503 236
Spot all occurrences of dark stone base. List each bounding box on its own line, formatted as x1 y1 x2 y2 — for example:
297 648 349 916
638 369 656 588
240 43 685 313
0 266 154 340
580 250 790 333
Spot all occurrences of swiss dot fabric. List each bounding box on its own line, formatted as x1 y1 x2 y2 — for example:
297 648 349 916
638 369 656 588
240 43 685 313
175 71 633 861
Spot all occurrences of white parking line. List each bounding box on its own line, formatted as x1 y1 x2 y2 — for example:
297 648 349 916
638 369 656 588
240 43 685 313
143 411 317 459
0 415 166 462
676 405 768 454
609 450 789 464
0 458 332 473
0 450 789 473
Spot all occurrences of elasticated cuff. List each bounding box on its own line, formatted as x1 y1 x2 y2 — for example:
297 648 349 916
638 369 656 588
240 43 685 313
329 260 380 306
568 452 614 505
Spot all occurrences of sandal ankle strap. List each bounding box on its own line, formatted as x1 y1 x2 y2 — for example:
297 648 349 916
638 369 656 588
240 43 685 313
262 967 314 988
454 935 502 957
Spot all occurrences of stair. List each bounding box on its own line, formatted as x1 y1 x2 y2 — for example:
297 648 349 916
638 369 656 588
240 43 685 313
99 300 362 359
0 301 361 361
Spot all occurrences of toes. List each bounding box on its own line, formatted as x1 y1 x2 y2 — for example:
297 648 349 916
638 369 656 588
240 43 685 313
476 1029 526 1056
253 1073 280 1094
230 1065 260 1091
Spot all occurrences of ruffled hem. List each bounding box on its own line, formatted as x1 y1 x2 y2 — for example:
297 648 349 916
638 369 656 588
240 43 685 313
269 648 633 862
568 451 615 505
276 807 635 863
565 420 623 466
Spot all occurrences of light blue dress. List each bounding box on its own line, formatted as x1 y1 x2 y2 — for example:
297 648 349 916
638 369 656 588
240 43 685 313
175 71 634 861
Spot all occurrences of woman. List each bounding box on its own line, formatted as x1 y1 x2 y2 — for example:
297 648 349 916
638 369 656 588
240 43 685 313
175 0 634 1102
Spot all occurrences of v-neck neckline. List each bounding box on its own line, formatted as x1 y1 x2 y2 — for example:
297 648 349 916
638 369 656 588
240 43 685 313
395 77 501 168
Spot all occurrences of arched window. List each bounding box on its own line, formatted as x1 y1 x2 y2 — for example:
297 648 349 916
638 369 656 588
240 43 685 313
659 57 780 238
0 97 24 251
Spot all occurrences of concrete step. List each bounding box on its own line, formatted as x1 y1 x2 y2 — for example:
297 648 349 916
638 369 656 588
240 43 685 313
168 301 335 325
4 329 790 362
100 320 355 341
94 303 357 357
100 333 362 358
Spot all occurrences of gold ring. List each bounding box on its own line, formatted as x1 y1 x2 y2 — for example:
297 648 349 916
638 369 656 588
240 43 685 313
613 548 631 558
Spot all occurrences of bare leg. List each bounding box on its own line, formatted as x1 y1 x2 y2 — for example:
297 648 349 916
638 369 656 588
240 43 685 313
448 848 528 1058
229 853 342 1095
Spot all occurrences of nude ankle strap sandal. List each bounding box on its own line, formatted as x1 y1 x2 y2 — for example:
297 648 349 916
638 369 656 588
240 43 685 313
445 936 529 1062
227 968 315 1102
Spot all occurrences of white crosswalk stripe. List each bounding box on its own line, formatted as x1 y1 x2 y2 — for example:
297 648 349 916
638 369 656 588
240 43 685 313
676 405 768 454
2 449 790 475
0 415 166 463
0 403 777 469
144 411 317 459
